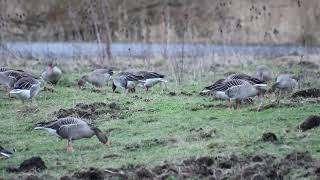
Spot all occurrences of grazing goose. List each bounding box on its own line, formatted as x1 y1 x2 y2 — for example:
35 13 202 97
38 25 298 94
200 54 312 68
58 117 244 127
112 72 144 93
255 65 273 82
0 146 12 158
34 117 110 152
9 77 41 102
78 69 113 88
41 63 62 84
270 74 298 102
136 71 168 91
202 79 266 108
225 79 267 109
0 70 36 92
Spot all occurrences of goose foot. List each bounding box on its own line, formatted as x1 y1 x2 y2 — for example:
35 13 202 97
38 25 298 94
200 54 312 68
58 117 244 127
67 140 74 153
67 145 74 153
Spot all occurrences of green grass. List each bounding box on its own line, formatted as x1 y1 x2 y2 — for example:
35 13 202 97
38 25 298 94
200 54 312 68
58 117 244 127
0 70 320 179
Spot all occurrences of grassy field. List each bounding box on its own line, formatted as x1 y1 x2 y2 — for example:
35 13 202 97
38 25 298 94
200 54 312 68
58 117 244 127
1 58 320 179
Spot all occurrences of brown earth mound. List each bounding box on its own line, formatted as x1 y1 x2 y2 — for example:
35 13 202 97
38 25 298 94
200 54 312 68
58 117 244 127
298 115 320 131
7 156 47 173
291 88 320 98
52 102 122 120
61 151 320 179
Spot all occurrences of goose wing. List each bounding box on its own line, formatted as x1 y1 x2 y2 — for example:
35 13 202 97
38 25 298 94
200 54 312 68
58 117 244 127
227 73 265 84
35 117 86 131
120 72 144 81
204 79 225 90
211 79 247 92
13 77 39 90
137 71 165 79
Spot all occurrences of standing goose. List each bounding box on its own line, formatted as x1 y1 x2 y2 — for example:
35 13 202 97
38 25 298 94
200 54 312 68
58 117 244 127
78 69 113 89
0 146 12 158
9 77 41 102
136 71 168 91
270 74 298 103
34 117 110 152
255 65 273 82
41 63 62 84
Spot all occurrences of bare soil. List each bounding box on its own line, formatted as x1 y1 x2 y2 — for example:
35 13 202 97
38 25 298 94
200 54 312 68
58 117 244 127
57 151 320 180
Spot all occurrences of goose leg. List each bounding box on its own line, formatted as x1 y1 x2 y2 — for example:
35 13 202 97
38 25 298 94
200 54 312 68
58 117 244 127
236 99 241 110
228 99 232 109
67 140 74 153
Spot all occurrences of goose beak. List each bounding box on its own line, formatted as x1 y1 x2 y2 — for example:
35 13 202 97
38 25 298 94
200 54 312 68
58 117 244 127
105 141 111 146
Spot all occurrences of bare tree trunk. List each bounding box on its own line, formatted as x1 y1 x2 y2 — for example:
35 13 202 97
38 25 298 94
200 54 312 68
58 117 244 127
100 0 112 60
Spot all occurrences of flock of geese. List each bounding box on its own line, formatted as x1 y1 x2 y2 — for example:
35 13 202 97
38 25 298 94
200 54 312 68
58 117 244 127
0 63 299 156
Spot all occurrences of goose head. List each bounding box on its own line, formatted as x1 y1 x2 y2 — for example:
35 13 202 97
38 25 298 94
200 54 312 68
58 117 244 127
0 72 16 90
78 75 88 89
30 83 41 98
91 127 110 145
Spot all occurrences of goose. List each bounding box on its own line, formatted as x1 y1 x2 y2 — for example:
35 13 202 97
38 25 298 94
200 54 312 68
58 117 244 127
34 117 110 152
0 70 37 93
270 74 298 102
112 72 144 93
0 146 12 158
41 63 62 84
9 77 41 102
78 69 113 89
202 79 266 108
224 79 267 109
136 71 168 91
255 65 273 82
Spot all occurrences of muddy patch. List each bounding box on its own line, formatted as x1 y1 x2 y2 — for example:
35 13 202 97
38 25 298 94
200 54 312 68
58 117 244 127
52 102 122 120
7 156 47 173
124 139 168 151
291 88 320 98
188 128 217 141
65 151 320 179
189 103 228 111
298 115 320 131
296 61 319 69
72 167 105 180
261 132 278 143
254 101 300 112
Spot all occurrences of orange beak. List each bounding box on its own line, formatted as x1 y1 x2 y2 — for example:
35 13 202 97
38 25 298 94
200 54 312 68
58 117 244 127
105 141 111 146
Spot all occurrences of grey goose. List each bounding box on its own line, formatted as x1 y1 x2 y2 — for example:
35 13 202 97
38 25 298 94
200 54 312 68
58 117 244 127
34 117 110 152
78 69 113 88
41 63 62 84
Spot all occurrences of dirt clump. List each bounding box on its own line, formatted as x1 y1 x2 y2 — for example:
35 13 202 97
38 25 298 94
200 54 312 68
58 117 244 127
168 92 177 96
72 167 105 180
7 156 47 173
261 132 278 142
298 115 320 131
291 88 320 98
124 139 167 151
61 151 320 179
254 101 300 111
297 61 319 69
52 102 121 119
